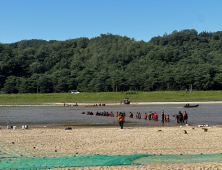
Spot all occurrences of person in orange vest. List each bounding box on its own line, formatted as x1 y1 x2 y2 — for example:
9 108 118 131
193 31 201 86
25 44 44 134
161 110 164 123
138 113 141 119
129 112 133 118
116 112 118 117
183 111 188 124
118 112 125 129
144 113 147 119
136 112 139 119
174 114 178 122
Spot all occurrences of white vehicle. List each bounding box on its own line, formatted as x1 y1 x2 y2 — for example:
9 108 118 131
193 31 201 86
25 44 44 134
70 90 80 94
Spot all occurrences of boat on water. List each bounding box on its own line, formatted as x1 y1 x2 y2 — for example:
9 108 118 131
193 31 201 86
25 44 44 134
184 104 199 108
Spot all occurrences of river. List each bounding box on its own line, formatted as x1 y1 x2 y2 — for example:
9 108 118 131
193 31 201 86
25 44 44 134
0 104 222 126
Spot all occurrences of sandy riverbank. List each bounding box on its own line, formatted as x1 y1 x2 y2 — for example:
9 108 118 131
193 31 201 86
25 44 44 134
1 125 222 169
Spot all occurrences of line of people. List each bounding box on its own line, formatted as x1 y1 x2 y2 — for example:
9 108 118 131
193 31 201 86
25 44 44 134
128 111 170 123
96 111 115 117
112 111 169 122
81 111 115 117
82 110 187 124
117 111 170 129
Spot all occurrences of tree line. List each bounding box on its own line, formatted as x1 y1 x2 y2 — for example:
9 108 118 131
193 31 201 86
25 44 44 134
1 29 222 93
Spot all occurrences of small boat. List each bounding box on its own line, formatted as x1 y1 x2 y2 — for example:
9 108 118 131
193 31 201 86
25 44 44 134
184 104 199 108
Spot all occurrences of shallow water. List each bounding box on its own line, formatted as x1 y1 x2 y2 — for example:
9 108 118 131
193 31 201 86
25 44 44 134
0 104 222 126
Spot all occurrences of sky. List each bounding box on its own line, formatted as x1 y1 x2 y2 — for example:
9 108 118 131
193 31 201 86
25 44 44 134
0 0 222 44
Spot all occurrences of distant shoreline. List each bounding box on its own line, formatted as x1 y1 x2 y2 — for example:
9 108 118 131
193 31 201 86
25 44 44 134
1 101 222 106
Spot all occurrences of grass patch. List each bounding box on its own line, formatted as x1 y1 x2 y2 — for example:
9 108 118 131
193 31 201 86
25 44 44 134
0 91 222 105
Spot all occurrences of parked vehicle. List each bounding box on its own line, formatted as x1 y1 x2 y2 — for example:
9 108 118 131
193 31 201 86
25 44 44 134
70 90 80 94
123 98 130 104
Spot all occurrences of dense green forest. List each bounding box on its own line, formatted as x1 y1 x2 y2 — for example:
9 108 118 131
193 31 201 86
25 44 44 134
1 29 222 93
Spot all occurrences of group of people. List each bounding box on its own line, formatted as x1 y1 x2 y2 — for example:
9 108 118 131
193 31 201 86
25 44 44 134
129 112 159 120
117 110 168 129
136 112 141 119
82 110 188 129
174 111 188 124
160 110 170 123
82 111 115 117
134 111 170 123
118 110 188 129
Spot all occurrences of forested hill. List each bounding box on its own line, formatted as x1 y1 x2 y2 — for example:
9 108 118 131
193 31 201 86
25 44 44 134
1 29 222 93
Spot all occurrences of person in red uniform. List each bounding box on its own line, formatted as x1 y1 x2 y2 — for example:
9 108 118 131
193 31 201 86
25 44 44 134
166 115 170 122
144 113 148 120
118 112 125 129
153 112 158 120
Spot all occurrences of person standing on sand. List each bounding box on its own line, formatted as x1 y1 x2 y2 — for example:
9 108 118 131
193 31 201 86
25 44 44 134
118 112 125 129
161 110 164 123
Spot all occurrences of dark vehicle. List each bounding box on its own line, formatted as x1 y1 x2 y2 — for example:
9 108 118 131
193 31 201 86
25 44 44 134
184 104 199 108
123 98 130 104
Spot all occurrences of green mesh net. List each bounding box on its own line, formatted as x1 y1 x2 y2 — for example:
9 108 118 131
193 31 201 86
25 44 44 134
0 140 146 169
1 140 222 169
132 153 222 164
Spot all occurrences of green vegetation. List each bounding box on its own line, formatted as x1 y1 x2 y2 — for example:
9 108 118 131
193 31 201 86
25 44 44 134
0 91 222 105
1 30 222 93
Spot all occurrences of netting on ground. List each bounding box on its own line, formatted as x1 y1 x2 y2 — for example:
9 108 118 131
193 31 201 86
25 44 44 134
0 140 146 169
132 153 222 164
1 140 222 169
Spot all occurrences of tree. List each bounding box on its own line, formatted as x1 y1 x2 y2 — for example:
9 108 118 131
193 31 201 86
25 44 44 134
2 76 19 94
